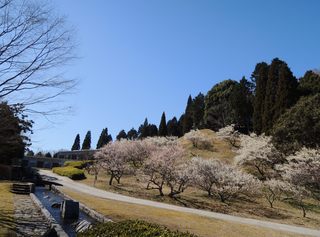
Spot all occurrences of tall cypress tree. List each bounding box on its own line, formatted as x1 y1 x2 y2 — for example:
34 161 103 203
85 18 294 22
262 58 283 133
252 62 269 134
96 128 110 149
192 93 205 129
71 134 80 150
82 131 91 150
182 95 193 134
273 63 297 121
158 112 168 136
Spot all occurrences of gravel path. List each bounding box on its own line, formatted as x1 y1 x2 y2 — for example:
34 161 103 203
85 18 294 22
14 194 49 236
39 169 320 237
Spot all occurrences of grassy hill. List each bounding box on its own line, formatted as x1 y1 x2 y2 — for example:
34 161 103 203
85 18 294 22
179 129 237 163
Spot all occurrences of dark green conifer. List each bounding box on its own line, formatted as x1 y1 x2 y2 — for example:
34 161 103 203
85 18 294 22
158 112 168 136
82 131 91 150
71 134 80 150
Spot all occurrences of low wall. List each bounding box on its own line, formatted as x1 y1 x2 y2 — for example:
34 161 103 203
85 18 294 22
52 185 112 223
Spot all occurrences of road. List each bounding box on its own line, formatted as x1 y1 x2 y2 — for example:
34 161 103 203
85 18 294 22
39 169 320 237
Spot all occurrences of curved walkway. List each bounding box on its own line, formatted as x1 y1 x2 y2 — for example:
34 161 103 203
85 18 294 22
39 169 320 237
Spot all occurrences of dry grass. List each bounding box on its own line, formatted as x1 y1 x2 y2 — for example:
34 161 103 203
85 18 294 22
60 187 308 237
0 181 16 236
79 172 320 229
179 129 237 163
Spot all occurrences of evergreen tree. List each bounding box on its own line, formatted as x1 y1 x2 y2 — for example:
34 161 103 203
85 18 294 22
182 95 193 134
116 130 127 140
82 131 91 150
138 118 149 138
45 152 52 158
167 117 180 137
71 134 80 150
298 70 320 96
96 128 111 149
177 114 185 137
273 63 298 121
204 80 238 130
127 128 138 140
0 103 31 164
252 62 269 134
158 112 168 136
262 58 283 133
148 124 158 137
192 93 205 129
231 77 254 133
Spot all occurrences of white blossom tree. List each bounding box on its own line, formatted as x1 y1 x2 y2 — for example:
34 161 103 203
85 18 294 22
191 157 260 202
143 144 186 196
262 179 288 208
235 134 284 180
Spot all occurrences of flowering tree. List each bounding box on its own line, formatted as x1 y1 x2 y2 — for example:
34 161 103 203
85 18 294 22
143 144 185 196
191 157 259 202
85 160 101 187
235 134 284 180
184 130 212 150
94 141 132 185
216 124 240 148
262 179 287 208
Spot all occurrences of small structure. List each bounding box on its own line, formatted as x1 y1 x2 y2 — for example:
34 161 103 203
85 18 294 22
61 200 79 220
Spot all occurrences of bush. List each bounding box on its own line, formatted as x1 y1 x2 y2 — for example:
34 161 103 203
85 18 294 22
64 160 92 169
78 220 197 237
52 166 86 180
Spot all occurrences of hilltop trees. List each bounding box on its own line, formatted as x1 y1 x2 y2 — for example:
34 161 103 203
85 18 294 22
116 130 127 140
182 95 194 134
167 117 180 137
127 128 138 140
82 131 91 150
71 134 81 150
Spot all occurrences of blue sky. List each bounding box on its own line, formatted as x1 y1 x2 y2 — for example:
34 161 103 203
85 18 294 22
31 0 320 152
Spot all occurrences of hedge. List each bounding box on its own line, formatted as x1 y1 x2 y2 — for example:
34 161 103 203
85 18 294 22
63 160 92 169
78 220 197 237
52 166 86 180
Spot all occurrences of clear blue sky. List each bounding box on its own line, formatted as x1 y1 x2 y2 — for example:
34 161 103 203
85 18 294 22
31 0 320 152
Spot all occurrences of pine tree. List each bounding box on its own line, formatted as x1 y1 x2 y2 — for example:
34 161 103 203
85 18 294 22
96 128 111 149
116 130 127 140
82 131 91 150
148 124 158 137
192 93 205 129
167 117 180 136
252 62 269 134
127 128 138 140
71 134 80 150
158 112 168 136
177 114 185 137
182 95 193 134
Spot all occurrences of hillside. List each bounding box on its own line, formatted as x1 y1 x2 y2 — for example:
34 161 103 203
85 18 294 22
179 129 237 163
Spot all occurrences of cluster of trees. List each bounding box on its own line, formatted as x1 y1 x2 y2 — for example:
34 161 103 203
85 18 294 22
71 129 113 150
93 58 319 155
93 136 260 202
220 125 320 217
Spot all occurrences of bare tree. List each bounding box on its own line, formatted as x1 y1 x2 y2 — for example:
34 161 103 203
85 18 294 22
0 0 76 114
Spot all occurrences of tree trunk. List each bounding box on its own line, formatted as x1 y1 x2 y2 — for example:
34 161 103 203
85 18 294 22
109 175 114 186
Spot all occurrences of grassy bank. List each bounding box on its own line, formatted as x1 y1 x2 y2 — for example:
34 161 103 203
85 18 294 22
59 187 308 237
0 181 15 236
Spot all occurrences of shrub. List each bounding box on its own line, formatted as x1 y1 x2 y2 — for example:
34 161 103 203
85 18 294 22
64 160 92 169
78 220 197 237
52 166 85 180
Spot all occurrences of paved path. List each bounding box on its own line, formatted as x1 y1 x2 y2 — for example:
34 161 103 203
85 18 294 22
39 169 320 237
14 194 49 236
